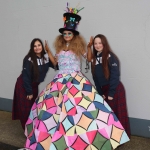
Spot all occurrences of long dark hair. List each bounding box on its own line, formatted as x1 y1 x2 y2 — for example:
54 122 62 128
24 38 46 81
92 34 116 79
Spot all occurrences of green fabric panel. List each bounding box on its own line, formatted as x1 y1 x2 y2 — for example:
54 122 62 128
50 91 59 97
101 140 112 150
84 95 92 102
68 77 74 82
38 110 44 120
61 86 67 94
27 123 33 136
90 109 99 119
92 132 107 149
53 136 67 150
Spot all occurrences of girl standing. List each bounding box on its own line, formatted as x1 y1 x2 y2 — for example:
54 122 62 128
12 38 56 130
88 34 131 137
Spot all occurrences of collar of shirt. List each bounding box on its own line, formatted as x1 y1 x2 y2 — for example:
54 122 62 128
97 51 102 57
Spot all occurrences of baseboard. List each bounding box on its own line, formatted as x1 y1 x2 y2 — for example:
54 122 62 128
129 117 150 138
0 97 13 112
0 97 150 138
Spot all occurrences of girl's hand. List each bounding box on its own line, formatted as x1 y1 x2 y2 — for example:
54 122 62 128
108 96 113 100
45 40 50 53
102 95 106 99
54 54 58 62
45 41 57 66
27 95 33 100
87 36 93 48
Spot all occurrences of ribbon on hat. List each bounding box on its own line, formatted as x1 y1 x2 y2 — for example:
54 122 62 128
70 17 75 22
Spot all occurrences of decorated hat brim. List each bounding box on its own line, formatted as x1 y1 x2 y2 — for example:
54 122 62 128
59 28 79 35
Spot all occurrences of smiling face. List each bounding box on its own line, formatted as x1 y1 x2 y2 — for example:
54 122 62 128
33 41 43 57
94 37 104 52
62 30 74 42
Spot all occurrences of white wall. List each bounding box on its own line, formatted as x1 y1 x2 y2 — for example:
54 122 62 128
0 0 150 120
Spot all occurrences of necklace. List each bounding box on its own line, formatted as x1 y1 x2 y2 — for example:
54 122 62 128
66 43 69 47
97 51 102 55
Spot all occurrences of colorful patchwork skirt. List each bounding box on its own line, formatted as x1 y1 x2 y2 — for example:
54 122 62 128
25 72 130 150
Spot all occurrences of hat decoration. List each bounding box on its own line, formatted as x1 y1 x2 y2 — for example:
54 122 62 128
65 2 84 14
59 2 84 35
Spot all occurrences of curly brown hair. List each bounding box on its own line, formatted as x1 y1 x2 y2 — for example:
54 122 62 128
53 33 86 57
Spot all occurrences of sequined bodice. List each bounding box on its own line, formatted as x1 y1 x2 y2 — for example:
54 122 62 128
56 50 81 74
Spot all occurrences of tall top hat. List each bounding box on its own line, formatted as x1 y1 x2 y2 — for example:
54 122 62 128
59 3 84 35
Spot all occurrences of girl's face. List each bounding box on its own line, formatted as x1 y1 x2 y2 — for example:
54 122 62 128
63 30 74 42
34 41 43 56
94 37 103 52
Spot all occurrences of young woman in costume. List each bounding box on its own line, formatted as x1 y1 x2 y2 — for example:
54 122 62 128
24 5 129 150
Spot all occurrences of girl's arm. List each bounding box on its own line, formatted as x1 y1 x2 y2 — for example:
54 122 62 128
81 36 93 61
81 36 93 73
81 49 89 73
108 54 120 98
22 58 33 100
87 36 93 62
45 40 57 66
81 49 87 58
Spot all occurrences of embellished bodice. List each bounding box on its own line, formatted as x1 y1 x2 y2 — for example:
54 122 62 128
56 50 81 74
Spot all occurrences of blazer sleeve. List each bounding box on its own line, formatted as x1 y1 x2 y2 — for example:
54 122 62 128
22 58 33 95
108 54 120 97
48 58 59 70
48 58 54 68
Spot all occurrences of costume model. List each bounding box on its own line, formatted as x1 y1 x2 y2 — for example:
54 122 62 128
87 34 131 137
24 4 130 150
12 38 56 130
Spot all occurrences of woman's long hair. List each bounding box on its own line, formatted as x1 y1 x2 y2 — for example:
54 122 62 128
24 38 46 81
54 32 86 57
92 34 114 79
